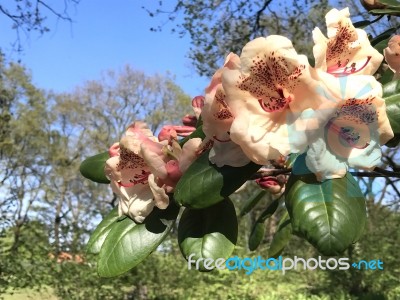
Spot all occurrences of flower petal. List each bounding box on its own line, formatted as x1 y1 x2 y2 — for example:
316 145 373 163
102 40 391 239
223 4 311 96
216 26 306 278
313 8 383 76
306 136 347 181
209 140 250 167
140 140 168 180
179 137 202 173
148 173 169 210
222 35 323 164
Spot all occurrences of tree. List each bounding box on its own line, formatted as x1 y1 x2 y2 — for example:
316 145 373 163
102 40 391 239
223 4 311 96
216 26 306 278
0 0 81 52
0 58 193 297
146 0 397 76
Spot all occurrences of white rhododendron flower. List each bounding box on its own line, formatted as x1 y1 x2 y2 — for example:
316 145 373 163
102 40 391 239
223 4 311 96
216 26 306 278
105 121 201 222
221 35 328 165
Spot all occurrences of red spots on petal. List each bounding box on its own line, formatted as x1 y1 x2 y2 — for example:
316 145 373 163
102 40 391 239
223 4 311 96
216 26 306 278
129 170 151 185
213 88 233 120
258 95 291 113
236 50 303 111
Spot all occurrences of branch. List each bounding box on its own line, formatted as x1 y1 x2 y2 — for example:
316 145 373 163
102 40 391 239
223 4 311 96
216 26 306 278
250 168 400 180
252 0 273 34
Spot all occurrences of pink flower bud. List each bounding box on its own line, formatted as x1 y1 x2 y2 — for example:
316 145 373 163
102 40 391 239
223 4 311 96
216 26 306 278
256 176 284 194
192 96 205 118
182 114 197 127
360 0 386 11
108 142 120 157
158 126 177 142
384 35 400 76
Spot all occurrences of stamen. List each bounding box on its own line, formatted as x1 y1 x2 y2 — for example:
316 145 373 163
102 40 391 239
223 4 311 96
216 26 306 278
213 134 231 143
327 56 372 77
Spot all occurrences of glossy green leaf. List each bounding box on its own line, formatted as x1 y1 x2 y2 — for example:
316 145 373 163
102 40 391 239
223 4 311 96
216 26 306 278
285 155 366 256
178 198 238 271
370 28 396 46
383 80 400 134
353 20 373 29
248 222 265 251
378 0 400 7
239 190 267 217
380 68 395 85
86 207 119 254
248 197 281 251
268 213 292 258
258 197 281 222
370 8 400 15
97 202 180 277
373 38 389 54
80 151 110 184
174 150 261 209
287 153 300 169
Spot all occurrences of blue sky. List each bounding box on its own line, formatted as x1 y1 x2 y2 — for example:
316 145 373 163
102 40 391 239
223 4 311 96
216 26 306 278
0 0 209 96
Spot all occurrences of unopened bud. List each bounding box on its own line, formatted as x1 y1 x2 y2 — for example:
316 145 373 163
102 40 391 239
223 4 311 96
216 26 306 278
360 0 386 11
384 35 400 76
191 96 205 118
182 114 197 127
256 176 284 194
158 126 177 142
108 142 120 157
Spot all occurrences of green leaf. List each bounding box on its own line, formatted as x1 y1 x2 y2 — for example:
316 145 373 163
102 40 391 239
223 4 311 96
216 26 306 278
383 80 400 134
248 197 281 251
268 212 292 258
239 190 267 217
353 20 374 29
178 198 238 271
370 28 396 46
174 150 261 208
287 153 300 169
97 202 180 277
380 68 395 85
285 155 366 256
248 222 265 251
86 207 120 254
80 151 110 184
373 38 389 54
258 197 281 222
378 0 400 7
370 8 400 15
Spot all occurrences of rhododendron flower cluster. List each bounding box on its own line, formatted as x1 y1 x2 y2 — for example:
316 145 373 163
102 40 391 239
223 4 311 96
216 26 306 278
201 7 394 181
104 7 395 223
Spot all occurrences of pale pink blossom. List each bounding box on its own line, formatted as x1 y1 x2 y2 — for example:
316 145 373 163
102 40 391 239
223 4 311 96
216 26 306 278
105 121 201 222
303 8 394 181
312 8 383 77
222 35 326 165
200 53 250 167
384 35 400 79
